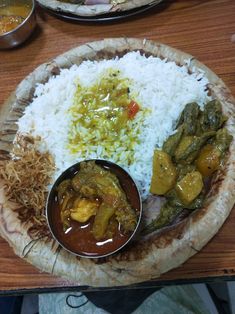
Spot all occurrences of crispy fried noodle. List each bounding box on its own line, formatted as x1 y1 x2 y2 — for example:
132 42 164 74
0 135 55 238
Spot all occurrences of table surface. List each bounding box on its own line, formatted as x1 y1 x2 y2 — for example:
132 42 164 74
0 0 235 295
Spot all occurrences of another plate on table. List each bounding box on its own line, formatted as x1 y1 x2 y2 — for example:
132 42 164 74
36 0 164 22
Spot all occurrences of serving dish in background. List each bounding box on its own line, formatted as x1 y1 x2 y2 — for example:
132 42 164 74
36 0 164 22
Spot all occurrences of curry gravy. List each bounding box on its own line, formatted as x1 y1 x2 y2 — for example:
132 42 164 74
47 160 141 257
52 201 130 257
0 3 31 35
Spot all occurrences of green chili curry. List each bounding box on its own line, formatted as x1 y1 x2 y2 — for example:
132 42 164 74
144 100 233 234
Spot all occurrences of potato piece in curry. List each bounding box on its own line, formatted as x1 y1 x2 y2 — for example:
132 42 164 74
150 150 177 195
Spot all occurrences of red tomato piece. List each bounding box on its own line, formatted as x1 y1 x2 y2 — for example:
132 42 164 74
128 101 140 119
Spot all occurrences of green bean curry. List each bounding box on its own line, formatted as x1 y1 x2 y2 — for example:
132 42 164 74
144 100 233 234
54 161 138 256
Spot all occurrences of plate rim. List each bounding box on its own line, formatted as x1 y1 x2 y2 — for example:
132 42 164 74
36 1 163 22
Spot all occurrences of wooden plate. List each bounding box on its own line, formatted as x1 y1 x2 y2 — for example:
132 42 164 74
0 38 235 288
36 0 164 20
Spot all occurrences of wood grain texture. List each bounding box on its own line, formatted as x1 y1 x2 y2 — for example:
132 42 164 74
0 0 235 293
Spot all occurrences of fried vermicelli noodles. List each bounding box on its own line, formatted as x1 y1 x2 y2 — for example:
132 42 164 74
0 135 55 238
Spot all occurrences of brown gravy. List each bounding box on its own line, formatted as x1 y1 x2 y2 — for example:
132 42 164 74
52 200 130 256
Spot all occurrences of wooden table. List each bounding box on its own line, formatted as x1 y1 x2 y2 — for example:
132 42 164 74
0 0 235 295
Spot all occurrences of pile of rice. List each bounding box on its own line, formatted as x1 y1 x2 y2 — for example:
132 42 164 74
17 52 210 198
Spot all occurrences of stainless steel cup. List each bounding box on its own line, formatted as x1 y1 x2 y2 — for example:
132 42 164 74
0 0 36 49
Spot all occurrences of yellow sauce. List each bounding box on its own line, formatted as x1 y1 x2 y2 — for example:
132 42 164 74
68 69 147 164
0 15 24 35
0 4 30 35
72 70 131 135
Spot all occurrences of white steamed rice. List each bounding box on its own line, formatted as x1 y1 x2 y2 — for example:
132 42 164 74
17 51 210 199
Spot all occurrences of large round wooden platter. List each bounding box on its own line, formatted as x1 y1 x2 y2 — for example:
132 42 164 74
0 38 235 287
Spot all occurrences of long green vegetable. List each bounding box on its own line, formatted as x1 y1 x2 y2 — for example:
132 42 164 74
143 99 232 236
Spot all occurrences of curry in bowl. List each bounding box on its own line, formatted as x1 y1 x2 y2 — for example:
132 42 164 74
47 160 142 258
0 1 32 35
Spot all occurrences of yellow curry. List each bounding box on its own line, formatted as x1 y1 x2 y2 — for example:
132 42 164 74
0 4 30 35
0 15 24 35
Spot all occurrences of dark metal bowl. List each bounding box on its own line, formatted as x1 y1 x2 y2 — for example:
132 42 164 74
0 0 36 49
46 159 142 259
